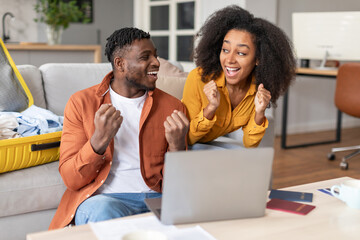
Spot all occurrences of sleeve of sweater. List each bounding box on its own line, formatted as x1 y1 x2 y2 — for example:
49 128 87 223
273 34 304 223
58 95 107 191
181 69 217 145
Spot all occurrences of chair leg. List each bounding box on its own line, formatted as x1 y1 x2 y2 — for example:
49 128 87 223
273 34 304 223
331 145 360 153
328 145 360 163
339 149 360 170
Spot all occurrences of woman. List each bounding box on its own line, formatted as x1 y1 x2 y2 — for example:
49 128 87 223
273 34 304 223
182 5 296 147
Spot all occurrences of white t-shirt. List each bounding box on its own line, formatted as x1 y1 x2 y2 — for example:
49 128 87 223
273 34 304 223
96 86 153 193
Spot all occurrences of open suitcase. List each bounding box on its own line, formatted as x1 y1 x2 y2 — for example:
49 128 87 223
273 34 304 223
0 38 61 173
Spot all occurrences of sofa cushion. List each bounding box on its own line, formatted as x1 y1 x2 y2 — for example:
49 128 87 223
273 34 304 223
17 65 47 109
158 57 188 78
156 75 187 100
0 161 66 217
157 58 188 100
40 63 112 116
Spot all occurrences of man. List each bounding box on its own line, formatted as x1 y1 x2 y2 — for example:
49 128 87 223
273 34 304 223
49 27 189 229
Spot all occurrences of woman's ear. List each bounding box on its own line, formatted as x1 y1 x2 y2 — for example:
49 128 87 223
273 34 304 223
114 57 125 72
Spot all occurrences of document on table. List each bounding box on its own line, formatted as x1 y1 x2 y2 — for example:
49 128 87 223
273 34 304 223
89 215 217 240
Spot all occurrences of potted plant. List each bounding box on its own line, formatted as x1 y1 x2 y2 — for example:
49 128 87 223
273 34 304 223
34 0 90 45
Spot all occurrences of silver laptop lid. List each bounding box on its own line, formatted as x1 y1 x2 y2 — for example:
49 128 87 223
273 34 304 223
161 147 274 225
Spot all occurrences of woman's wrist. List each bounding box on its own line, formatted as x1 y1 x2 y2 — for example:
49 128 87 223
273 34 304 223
203 104 217 120
254 111 265 125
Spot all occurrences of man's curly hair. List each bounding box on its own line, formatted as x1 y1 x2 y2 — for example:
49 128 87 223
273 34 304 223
105 27 150 67
194 5 296 105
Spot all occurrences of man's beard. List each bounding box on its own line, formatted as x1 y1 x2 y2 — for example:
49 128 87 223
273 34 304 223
125 76 155 91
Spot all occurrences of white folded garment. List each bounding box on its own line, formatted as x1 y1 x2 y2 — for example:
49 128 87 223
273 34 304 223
0 115 21 140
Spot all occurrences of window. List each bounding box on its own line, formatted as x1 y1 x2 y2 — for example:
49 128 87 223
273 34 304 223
64 0 94 23
134 0 199 70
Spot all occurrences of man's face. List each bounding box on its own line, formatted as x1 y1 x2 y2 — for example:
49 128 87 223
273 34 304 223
122 38 160 91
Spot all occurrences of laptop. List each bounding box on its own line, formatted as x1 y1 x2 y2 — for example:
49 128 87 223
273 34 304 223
145 147 274 225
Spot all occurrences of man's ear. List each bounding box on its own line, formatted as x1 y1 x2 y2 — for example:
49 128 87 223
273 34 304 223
114 57 125 72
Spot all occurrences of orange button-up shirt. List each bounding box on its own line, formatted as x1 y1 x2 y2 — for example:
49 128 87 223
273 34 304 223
49 71 187 229
182 67 268 147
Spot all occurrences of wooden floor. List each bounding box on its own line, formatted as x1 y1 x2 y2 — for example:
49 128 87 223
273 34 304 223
272 127 360 189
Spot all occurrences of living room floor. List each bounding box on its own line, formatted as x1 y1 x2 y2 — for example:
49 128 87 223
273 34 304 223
272 127 360 189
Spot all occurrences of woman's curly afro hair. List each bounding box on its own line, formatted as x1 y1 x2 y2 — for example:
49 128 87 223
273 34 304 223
193 5 296 105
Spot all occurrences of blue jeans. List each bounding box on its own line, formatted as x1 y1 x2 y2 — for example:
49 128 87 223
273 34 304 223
75 192 162 225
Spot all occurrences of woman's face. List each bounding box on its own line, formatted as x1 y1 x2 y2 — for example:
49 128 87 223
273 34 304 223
219 29 257 85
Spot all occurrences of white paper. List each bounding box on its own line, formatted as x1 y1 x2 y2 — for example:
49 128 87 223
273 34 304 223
89 216 216 240
167 226 217 240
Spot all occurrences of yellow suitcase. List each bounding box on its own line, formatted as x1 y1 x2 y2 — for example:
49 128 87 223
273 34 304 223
0 38 61 173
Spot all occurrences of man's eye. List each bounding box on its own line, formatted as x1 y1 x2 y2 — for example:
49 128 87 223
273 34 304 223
141 55 149 60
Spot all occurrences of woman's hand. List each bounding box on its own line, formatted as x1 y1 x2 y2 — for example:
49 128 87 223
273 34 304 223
254 84 271 125
203 80 220 119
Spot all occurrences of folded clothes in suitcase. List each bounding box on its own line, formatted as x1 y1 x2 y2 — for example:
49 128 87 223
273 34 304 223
0 38 61 173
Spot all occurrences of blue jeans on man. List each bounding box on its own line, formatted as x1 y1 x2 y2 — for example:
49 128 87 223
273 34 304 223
75 192 162 225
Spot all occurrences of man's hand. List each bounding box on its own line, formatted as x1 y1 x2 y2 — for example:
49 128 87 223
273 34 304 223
164 110 189 151
254 84 271 125
203 80 220 119
91 103 123 155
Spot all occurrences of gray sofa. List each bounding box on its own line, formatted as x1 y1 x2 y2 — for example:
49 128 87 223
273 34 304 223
0 61 274 240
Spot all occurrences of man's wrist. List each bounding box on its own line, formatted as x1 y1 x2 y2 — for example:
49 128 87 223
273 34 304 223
168 142 186 152
90 134 108 155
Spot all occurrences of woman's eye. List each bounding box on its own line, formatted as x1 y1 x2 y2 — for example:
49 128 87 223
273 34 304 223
238 52 245 56
222 48 229 53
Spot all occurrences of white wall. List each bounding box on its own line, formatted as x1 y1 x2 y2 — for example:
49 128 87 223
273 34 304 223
245 0 277 24
275 0 360 135
0 0 38 43
199 0 245 25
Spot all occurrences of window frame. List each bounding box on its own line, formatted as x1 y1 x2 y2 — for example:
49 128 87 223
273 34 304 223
134 0 201 71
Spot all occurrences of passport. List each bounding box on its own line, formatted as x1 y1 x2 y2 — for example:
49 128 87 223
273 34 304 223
269 189 313 202
266 198 316 215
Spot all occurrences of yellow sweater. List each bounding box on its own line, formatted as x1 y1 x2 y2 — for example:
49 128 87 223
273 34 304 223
182 67 268 147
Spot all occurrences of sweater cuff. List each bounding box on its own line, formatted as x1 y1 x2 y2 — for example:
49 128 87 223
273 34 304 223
81 140 108 163
195 109 217 131
246 116 269 134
